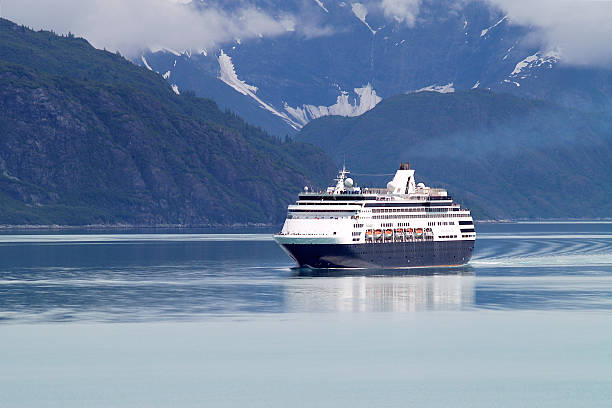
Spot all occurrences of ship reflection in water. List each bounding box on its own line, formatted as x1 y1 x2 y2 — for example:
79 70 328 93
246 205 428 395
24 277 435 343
286 267 475 312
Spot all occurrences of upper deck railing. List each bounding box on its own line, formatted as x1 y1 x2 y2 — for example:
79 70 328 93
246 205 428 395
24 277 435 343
299 187 449 199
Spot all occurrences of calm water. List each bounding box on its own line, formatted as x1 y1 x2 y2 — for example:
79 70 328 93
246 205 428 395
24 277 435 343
1 223 611 407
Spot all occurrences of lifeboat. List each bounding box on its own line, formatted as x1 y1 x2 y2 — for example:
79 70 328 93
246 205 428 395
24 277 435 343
374 229 383 239
384 229 393 239
394 228 404 241
365 229 373 239
415 228 424 237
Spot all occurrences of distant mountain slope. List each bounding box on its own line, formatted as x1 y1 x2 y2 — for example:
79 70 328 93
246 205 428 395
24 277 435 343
297 90 612 220
138 0 612 136
0 19 335 226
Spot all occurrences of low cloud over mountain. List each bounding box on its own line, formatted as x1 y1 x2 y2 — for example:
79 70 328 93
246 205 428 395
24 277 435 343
486 0 612 66
1 0 296 56
5 0 612 66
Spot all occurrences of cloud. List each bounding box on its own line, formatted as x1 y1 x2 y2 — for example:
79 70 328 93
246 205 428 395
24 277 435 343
5 0 612 67
379 0 422 26
1 0 297 56
484 0 612 66
374 0 612 66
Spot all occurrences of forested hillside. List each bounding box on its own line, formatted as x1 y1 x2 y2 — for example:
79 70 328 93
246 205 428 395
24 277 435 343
0 19 335 225
298 90 612 219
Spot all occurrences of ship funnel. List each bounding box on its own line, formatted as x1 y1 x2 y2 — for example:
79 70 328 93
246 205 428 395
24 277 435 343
388 163 415 195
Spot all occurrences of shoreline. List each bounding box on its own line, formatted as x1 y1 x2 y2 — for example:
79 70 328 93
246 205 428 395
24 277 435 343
0 223 280 232
0 218 610 232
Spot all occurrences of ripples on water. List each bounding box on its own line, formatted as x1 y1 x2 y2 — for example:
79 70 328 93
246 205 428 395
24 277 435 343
0 223 611 323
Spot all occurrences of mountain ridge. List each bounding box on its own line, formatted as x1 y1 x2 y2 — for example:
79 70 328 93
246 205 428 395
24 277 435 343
296 89 612 220
137 0 612 136
0 18 336 226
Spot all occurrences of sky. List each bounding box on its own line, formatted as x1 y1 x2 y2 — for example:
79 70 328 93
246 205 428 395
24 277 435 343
485 0 612 66
2 0 612 66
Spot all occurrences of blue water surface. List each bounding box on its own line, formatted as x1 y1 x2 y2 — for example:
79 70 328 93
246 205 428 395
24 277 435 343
0 222 611 407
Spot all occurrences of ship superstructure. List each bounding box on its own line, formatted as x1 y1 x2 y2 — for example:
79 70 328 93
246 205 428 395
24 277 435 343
274 163 475 268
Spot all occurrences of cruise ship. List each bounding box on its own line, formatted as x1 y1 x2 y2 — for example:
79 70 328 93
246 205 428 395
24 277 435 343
274 163 475 269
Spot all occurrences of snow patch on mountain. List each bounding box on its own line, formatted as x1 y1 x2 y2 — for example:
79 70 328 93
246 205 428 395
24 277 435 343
163 71 171 79
353 84 382 111
141 56 153 71
351 3 376 34
502 45 515 60
472 81 480 89
503 79 520 87
284 84 382 126
217 50 301 130
218 50 259 96
171 84 180 95
414 83 455 93
510 50 560 77
150 47 183 56
480 16 507 37
313 0 329 12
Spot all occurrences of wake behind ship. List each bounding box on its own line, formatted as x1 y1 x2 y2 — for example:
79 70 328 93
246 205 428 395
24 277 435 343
274 163 475 269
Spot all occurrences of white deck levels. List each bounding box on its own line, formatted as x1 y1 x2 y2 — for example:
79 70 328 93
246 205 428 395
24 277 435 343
275 165 475 246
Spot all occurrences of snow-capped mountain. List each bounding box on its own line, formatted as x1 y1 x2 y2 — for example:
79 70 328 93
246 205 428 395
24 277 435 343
136 0 612 136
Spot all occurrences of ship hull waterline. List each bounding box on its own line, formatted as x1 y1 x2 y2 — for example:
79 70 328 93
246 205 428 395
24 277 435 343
276 240 475 269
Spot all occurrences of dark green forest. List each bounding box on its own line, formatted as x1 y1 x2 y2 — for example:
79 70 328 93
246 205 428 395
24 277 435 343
0 18 335 225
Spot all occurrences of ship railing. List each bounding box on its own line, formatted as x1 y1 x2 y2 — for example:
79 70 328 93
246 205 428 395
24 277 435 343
300 187 449 198
299 190 374 196
360 188 388 194
428 188 448 195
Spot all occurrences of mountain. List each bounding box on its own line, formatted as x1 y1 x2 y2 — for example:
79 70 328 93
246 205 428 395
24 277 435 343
138 0 612 137
0 18 335 226
296 90 612 220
